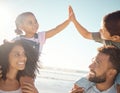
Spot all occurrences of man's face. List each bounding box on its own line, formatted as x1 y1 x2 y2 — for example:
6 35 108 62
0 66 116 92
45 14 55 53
88 53 112 83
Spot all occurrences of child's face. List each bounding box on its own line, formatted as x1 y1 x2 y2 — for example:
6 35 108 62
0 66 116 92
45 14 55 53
100 28 112 40
21 14 39 35
100 21 112 40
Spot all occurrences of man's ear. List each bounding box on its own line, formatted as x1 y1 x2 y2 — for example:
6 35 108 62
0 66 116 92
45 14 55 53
108 69 117 78
111 35 120 41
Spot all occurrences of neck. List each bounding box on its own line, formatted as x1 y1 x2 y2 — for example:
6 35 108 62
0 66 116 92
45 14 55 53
96 80 114 91
6 69 18 80
25 33 35 38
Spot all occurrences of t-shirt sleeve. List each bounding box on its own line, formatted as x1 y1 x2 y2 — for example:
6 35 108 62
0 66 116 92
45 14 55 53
92 32 103 43
38 31 46 44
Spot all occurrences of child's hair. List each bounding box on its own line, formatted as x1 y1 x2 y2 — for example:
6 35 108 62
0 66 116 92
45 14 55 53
15 12 35 35
103 10 120 36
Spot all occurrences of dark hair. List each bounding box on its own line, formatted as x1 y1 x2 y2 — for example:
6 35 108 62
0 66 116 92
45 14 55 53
0 40 40 80
103 10 120 36
15 12 36 35
98 45 120 73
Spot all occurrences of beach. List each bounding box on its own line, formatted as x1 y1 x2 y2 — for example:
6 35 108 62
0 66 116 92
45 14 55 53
35 68 88 93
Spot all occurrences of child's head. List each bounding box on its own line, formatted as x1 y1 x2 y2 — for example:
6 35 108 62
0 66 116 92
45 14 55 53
100 10 120 41
15 12 39 35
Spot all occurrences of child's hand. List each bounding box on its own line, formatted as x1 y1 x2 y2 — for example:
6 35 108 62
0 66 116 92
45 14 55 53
117 84 120 93
0 65 2 79
69 5 76 22
69 84 84 93
20 76 38 93
21 82 38 93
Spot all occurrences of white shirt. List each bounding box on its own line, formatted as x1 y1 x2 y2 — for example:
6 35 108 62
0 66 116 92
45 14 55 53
0 88 22 93
13 31 46 53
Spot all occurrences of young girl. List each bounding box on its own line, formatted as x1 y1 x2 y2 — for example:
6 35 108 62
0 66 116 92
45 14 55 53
3 6 72 93
14 8 71 54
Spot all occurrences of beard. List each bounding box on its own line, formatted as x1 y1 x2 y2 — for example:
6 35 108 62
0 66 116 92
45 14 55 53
88 71 106 83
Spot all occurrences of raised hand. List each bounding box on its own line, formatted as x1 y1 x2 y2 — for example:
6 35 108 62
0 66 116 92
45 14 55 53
69 5 76 22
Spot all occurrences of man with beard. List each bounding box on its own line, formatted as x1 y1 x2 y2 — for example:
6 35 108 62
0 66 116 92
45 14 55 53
70 45 120 93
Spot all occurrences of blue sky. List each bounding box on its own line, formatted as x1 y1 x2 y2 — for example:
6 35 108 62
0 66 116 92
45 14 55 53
0 0 120 71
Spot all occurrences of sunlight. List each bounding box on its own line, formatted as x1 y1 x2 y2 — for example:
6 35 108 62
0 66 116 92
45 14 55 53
0 3 16 43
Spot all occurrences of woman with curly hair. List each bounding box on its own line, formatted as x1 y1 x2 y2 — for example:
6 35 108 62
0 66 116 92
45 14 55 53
0 40 39 93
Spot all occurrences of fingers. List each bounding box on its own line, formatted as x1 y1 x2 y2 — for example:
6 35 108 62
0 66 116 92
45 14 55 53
20 76 37 93
70 85 84 93
21 82 38 93
69 5 74 16
68 5 76 22
70 88 84 93
69 6 73 15
0 66 2 79
117 84 120 93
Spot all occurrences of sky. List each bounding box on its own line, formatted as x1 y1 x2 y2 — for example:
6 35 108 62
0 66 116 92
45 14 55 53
0 0 120 71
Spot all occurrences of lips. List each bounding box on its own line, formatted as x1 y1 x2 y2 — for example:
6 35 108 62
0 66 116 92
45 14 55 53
18 62 25 65
17 62 26 69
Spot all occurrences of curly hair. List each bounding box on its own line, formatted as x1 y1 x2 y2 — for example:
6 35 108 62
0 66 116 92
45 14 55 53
0 40 40 80
98 45 120 73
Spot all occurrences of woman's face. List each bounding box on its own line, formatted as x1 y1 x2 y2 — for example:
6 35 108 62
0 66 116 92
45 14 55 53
9 45 27 71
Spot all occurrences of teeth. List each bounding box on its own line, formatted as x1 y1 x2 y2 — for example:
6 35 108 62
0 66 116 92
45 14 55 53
18 62 25 65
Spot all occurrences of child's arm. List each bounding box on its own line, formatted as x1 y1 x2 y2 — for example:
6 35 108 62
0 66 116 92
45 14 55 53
69 6 93 40
45 7 71 39
70 84 84 93
45 19 70 39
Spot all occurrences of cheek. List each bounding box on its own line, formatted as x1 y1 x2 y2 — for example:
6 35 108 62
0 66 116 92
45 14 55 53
36 24 39 29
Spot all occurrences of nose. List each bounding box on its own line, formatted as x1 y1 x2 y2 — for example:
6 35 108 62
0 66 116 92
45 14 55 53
89 63 93 69
19 54 27 62
89 58 95 69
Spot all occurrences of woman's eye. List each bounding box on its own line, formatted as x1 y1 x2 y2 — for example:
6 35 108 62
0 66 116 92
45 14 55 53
14 53 19 57
28 21 33 25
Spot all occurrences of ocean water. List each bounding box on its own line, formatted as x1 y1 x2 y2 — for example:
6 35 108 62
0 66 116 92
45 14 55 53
35 67 88 93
